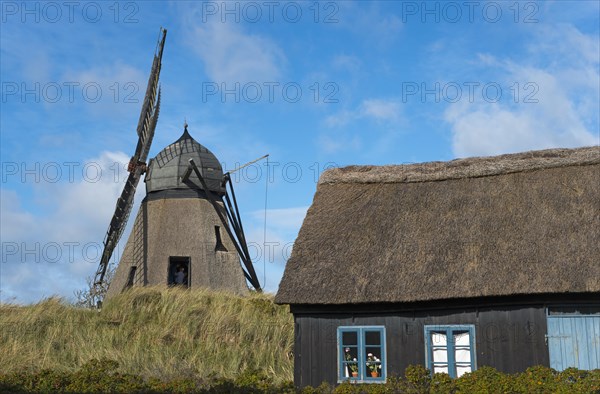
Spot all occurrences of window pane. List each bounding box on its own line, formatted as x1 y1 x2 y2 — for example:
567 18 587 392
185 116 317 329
343 346 358 360
456 365 472 377
366 362 382 376
342 362 359 378
431 331 448 365
365 330 381 345
433 365 449 374
342 331 358 346
365 347 382 359
454 332 470 347
431 332 447 346
454 331 471 367
433 348 448 363
365 346 382 377
455 349 471 363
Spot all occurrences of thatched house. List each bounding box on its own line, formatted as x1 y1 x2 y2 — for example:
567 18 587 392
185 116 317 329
275 146 600 387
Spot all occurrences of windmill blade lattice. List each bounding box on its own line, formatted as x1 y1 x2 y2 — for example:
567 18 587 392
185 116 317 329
93 28 167 287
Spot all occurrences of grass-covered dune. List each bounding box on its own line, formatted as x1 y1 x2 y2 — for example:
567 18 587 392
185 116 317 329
0 287 294 383
3 289 600 393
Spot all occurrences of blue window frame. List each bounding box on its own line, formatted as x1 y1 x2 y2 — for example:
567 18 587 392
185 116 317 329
424 325 476 378
337 326 386 382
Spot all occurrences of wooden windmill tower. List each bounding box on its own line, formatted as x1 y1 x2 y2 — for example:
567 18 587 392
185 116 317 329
94 29 261 300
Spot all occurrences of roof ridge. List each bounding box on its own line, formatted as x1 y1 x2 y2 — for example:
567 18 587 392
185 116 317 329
320 146 600 185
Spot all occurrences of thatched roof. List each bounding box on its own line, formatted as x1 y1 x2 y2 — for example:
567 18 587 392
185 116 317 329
275 146 600 305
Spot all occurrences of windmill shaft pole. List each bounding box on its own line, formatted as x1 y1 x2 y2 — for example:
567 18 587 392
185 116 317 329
223 193 244 245
223 191 253 265
222 176 262 289
225 177 251 251
226 154 269 175
181 165 193 183
220 195 255 270
224 177 262 289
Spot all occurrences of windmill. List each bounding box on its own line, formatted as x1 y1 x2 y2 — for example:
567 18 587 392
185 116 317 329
93 28 261 302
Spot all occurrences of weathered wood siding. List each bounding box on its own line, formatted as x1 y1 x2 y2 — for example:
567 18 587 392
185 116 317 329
292 302 549 388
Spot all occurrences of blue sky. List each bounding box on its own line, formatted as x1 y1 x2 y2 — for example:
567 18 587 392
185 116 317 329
1 1 598 303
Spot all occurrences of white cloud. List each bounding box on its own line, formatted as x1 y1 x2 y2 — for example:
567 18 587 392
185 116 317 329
182 7 285 84
362 99 402 122
0 151 141 303
0 190 37 241
320 98 404 155
446 24 599 157
325 98 402 127
318 133 362 154
528 24 599 67
332 54 362 73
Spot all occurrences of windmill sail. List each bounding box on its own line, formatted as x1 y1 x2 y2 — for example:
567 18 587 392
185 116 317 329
93 28 167 286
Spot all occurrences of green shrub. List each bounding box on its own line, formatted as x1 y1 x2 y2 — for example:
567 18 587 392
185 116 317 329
64 358 148 393
301 382 334 394
322 365 600 394
1 362 600 393
511 365 558 393
404 364 431 393
556 367 600 393
429 373 455 394
454 366 513 393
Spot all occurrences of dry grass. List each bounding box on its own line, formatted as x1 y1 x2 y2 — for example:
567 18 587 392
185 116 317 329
0 286 294 383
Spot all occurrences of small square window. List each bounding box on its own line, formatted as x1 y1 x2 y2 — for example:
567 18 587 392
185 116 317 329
338 326 386 382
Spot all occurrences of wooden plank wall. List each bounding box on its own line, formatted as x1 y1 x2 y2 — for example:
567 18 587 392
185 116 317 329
293 305 549 388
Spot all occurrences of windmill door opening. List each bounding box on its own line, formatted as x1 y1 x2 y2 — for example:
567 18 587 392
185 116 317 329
168 257 190 287
125 266 137 288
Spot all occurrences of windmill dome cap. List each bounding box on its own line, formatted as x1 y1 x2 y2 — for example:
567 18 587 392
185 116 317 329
145 125 225 195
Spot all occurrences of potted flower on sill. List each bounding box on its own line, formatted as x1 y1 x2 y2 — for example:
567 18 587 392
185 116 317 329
344 348 359 378
366 353 381 378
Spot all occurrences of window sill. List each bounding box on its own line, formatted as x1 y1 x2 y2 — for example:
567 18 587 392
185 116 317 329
337 378 386 384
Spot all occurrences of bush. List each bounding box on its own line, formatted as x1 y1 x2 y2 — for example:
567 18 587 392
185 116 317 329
404 364 431 393
555 367 600 393
429 373 455 394
1 362 599 393
322 365 600 394
454 366 513 393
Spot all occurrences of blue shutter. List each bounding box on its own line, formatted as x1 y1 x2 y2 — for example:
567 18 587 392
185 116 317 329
547 315 600 370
